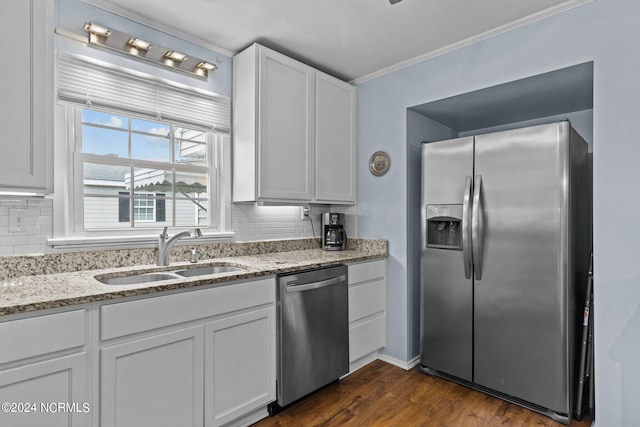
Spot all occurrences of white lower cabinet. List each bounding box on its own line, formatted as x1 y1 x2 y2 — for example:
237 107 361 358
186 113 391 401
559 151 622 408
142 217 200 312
348 259 387 371
99 277 276 427
100 326 205 427
205 307 275 426
0 354 88 427
0 309 89 427
0 262 386 426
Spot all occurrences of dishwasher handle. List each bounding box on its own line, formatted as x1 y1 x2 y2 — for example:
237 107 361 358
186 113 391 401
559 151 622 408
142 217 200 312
285 275 346 293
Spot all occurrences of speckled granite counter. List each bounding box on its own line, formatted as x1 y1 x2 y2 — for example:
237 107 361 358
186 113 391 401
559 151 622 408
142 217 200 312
0 238 387 316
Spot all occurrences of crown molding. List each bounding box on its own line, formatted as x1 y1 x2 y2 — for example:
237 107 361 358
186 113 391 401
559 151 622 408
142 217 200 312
352 0 593 85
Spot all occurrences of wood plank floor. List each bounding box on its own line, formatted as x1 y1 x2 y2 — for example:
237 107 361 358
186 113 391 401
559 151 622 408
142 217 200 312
252 360 592 427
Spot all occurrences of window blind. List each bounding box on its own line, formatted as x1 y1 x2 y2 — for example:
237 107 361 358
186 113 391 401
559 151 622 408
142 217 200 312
57 53 230 133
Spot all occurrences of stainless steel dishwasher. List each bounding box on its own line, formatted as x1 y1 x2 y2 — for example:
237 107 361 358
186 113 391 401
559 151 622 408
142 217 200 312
270 264 349 413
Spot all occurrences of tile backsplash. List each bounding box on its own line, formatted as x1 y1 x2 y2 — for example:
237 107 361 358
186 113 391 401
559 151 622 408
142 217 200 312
0 199 54 256
0 197 356 256
231 204 356 242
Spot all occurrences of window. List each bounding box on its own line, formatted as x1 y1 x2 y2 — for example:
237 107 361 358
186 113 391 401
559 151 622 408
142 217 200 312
118 192 164 223
54 53 231 241
77 108 212 230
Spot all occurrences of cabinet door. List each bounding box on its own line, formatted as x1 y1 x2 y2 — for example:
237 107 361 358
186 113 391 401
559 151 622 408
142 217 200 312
101 326 204 427
0 0 52 192
205 307 275 426
257 47 314 201
315 72 356 203
0 353 88 427
348 260 387 368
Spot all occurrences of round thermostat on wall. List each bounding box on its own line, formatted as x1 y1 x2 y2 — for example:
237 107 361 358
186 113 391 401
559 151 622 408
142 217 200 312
369 151 390 176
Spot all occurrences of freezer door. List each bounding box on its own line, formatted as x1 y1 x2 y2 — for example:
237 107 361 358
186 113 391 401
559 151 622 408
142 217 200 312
472 122 571 413
421 136 474 381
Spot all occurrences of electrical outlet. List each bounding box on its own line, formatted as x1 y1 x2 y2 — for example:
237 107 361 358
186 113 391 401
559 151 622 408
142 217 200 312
9 208 28 233
300 205 310 221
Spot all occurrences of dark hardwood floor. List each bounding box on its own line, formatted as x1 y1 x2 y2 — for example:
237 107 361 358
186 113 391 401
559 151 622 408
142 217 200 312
252 360 592 427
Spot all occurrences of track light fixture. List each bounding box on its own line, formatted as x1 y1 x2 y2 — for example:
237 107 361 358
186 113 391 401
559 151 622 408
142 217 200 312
127 38 152 52
83 22 217 80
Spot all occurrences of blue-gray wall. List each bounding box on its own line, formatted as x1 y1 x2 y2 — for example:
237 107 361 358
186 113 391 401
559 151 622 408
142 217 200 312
357 0 640 425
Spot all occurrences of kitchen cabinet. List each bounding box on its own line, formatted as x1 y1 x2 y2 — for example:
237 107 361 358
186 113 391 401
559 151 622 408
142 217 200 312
205 307 275 426
232 43 356 205
99 277 276 427
0 309 89 427
0 0 53 193
347 259 387 372
315 73 357 203
100 326 205 427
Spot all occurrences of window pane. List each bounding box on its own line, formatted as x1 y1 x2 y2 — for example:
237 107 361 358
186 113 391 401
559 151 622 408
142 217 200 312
175 171 207 196
132 168 174 197
131 133 170 162
175 141 206 166
82 125 128 157
132 118 170 136
134 198 172 229
175 198 208 227
175 128 206 166
84 195 131 229
82 110 128 129
83 163 129 194
175 128 205 143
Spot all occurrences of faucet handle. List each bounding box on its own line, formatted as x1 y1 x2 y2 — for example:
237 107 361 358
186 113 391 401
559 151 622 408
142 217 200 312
190 248 200 263
160 226 169 238
193 228 203 238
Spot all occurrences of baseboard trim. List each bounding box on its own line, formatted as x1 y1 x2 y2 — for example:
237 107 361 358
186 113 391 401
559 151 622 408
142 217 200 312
346 351 380 376
377 353 421 371
225 406 270 427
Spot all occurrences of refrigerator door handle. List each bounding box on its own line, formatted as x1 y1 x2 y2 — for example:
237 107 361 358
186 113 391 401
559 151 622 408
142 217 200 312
472 175 484 280
462 175 473 279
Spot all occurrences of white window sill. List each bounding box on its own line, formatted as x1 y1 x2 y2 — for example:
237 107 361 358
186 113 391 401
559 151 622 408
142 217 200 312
47 232 235 252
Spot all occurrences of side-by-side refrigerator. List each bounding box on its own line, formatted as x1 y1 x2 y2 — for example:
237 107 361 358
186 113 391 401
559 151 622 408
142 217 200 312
419 121 589 424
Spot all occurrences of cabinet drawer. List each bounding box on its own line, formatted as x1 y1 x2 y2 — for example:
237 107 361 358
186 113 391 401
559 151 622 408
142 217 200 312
349 315 386 363
348 259 386 285
101 278 275 341
348 279 386 323
0 309 86 365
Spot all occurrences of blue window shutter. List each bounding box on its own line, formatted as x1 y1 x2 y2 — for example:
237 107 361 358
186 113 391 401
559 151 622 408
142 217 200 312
156 193 166 222
119 192 130 222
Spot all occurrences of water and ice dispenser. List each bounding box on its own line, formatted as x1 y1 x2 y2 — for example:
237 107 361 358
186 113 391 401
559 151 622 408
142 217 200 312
425 204 463 250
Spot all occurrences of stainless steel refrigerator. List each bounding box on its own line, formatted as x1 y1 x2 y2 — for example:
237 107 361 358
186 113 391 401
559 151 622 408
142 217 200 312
419 121 589 424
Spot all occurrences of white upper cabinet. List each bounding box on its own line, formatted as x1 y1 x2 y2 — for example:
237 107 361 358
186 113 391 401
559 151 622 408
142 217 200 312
233 43 356 205
0 0 53 193
256 47 315 201
315 72 356 203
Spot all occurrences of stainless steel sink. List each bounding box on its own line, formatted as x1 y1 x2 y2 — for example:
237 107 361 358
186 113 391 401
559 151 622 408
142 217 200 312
96 264 246 285
97 272 180 285
174 265 246 277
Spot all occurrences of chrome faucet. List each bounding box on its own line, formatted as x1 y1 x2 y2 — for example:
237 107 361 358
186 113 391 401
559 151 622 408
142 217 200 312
157 227 203 266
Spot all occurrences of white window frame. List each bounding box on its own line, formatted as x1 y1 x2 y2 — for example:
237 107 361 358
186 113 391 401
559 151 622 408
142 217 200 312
50 54 233 250
72 107 215 230
132 192 155 223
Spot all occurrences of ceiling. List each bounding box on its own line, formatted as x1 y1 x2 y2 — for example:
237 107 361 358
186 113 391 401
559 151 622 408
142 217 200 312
88 0 589 82
412 61 593 132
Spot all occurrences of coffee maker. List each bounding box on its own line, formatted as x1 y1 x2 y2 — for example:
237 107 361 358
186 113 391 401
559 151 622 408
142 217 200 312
321 213 347 251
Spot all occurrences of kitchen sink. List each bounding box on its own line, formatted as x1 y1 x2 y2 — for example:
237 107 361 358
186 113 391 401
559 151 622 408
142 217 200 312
97 272 180 285
174 265 246 277
96 264 247 285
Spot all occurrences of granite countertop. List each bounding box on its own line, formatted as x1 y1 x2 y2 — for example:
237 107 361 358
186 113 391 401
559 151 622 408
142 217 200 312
0 239 387 317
